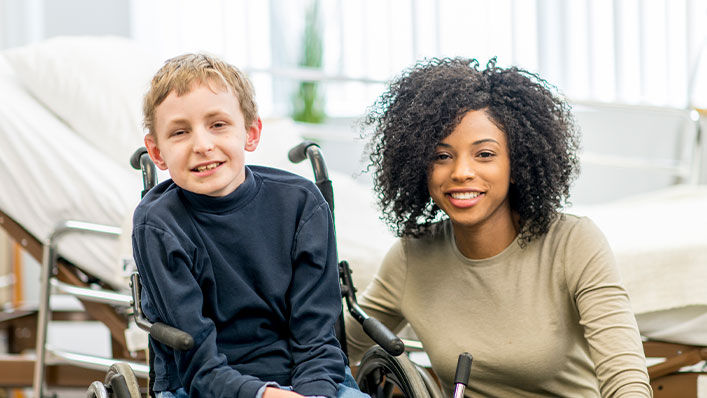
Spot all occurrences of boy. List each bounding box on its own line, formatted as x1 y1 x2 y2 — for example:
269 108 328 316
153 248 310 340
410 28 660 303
133 53 363 398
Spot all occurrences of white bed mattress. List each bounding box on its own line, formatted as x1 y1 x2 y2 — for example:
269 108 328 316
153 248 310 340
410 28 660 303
0 55 142 289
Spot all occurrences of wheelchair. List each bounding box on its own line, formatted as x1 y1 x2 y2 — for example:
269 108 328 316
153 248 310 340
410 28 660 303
86 142 470 398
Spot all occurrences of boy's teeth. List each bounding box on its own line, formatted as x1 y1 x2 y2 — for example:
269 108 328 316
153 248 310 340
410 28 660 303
450 192 480 200
196 163 219 172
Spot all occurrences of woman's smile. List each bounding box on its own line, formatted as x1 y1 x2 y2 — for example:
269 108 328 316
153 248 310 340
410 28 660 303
447 190 484 208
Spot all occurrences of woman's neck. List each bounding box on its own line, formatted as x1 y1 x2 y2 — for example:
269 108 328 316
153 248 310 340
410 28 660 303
452 211 519 260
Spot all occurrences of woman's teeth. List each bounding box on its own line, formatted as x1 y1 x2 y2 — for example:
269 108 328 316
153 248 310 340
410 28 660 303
450 192 480 200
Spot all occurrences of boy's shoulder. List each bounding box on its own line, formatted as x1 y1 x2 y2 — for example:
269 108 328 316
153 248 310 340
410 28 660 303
248 165 321 197
132 179 184 227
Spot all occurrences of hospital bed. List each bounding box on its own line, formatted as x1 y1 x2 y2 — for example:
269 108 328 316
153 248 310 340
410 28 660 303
0 36 706 396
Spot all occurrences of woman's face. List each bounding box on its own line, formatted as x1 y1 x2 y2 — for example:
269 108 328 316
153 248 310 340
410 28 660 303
427 109 514 234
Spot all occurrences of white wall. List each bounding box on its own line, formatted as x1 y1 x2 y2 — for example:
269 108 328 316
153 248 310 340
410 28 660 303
0 0 131 49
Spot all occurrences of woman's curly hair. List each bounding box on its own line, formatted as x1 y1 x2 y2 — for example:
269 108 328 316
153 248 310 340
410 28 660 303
363 57 581 244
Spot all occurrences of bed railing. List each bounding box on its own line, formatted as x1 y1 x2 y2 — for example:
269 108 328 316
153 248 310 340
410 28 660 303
32 220 139 398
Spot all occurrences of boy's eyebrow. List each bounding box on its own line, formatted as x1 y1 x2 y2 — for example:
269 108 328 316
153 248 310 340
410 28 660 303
163 111 229 127
162 118 189 131
204 110 231 119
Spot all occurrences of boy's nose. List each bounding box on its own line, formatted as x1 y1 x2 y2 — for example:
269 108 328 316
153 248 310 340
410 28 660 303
192 129 214 153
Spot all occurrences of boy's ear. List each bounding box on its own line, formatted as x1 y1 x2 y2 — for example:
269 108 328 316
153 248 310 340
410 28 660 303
144 134 168 170
244 118 262 152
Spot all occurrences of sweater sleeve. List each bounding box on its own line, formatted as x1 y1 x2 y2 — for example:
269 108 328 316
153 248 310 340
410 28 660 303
344 239 408 364
133 223 268 398
288 202 345 398
564 217 652 397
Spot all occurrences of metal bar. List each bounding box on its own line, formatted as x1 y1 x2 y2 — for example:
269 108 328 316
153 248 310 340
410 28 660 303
49 220 122 240
32 243 54 398
586 0 595 97
401 338 425 352
434 0 441 55
130 272 154 332
245 66 386 84
411 0 419 61
612 0 622 100
47 348 149 378
33 220 122 397
689 109 703 184
638 0 647 99
50 279 132 307
580 152 689 175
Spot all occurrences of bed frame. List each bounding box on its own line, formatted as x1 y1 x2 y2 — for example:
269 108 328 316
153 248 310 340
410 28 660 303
0 208 148 394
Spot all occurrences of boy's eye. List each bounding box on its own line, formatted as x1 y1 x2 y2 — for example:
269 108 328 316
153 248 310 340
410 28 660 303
212 121 227 128
170 130 186 137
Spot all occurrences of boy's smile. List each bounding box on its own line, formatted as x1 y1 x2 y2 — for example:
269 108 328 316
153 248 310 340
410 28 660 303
145 81 261 197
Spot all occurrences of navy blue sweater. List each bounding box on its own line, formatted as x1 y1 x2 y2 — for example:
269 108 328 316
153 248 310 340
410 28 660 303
132 166 346 398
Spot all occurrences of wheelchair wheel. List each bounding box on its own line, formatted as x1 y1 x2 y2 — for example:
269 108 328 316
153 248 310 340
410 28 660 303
86 381 110 398
104 362 142 398
413 364 444 398
356 346 431 398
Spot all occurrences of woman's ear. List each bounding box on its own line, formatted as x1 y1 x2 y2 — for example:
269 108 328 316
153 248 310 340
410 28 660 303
144 134 168 170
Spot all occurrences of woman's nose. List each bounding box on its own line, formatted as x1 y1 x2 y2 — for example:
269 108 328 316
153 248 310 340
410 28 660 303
450 158 476 181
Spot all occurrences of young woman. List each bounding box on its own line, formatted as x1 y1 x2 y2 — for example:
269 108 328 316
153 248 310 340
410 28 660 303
345 58 652 397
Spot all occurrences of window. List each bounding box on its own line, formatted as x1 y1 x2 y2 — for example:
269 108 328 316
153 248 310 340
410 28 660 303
131 0 707 117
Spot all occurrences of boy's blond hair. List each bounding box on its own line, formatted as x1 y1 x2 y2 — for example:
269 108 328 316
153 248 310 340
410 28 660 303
143 53 258 136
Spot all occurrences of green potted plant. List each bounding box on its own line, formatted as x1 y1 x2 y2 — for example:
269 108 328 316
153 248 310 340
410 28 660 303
292 0 325 124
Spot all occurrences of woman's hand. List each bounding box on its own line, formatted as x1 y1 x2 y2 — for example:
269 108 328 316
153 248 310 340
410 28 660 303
263 387 306 398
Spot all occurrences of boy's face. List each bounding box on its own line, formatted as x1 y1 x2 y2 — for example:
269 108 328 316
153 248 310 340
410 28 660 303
145 82 261 197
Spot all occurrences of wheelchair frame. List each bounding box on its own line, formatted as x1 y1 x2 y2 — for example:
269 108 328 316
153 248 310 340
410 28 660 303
83 143 438 398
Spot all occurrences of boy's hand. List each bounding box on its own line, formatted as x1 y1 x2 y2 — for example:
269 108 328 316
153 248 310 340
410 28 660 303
263 387 306 398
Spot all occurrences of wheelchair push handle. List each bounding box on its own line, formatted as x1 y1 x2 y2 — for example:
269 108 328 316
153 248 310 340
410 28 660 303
288 141 334 213
129 147 148 170
130 147 157 198
287 140 315 164
452 352 473 398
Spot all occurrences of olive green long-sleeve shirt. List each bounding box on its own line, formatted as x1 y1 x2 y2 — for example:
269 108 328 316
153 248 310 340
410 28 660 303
346 215 651 397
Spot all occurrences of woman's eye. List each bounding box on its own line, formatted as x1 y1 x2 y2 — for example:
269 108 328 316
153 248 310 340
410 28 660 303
434 153 451 161
478 151 495 158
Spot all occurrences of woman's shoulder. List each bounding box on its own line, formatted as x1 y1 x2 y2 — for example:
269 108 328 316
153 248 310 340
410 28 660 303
540 213 611 263
398 220 454 257
546 213 604 240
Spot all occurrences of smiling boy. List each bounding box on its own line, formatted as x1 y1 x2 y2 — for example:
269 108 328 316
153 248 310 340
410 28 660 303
132 53 363 398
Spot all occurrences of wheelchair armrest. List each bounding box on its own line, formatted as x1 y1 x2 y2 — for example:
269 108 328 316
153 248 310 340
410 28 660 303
361 316 405 356
149 322 195 351
339 260 404 356
129 272 194 351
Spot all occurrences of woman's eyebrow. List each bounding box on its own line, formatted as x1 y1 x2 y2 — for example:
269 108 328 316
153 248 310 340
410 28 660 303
472 138 500 145
436 138 500 147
